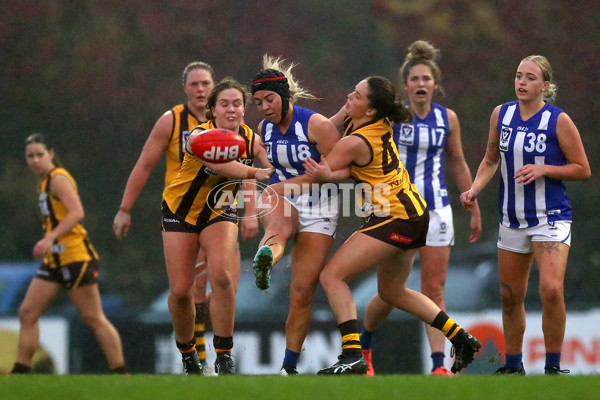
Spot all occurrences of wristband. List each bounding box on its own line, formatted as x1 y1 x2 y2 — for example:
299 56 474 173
247 167 258 179
119 207 130 214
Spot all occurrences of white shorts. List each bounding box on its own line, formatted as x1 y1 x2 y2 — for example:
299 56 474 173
425 205 454 247
282 193 338 237
497 221 572 254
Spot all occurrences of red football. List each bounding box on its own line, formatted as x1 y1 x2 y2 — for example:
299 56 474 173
190 128 247 163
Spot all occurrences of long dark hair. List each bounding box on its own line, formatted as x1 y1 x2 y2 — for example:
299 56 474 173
25 132 62 167
366 76 412 124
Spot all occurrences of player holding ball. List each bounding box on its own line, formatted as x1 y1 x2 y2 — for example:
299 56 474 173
161 77 272 375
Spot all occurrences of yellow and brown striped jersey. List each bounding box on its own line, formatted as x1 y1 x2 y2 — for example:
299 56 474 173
38 168 98 267
348 118 427 220
164 104 204 188
162 121 256 226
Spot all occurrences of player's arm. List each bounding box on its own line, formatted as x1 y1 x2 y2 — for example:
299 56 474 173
308 113 342 156
202 160 272 180
329 105 347 133
185 131 273 180
304 135 368 182
554 113 591 180
113 111 173 239
34 174 84 258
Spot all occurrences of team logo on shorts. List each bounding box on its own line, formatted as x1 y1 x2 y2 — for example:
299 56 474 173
398 124 414 146
499 127 512 152
440 222 447 234
389 233 413 244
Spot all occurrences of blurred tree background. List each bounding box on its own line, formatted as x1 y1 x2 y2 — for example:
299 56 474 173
1 0 598 309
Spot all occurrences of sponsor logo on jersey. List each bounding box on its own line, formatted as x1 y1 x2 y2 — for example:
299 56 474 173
265 142 272 161
499 127 512 152
204 167 218 176
398 124 414 146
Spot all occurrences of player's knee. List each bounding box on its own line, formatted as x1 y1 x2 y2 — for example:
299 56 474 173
421 280 445 303
168 289 193 307
79 311 106 330
208 273 234 294
378 285 405 306
290 282 316 308
18 303 40 325
499 286 524 312
539 280 564 305
319 268 336 291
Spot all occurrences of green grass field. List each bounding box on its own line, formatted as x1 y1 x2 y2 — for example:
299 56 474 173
2 374 599 400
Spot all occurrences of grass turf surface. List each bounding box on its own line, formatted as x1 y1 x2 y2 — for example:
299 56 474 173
2 374 599 400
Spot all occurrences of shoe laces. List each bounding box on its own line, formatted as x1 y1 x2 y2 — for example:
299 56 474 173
545 366 570 374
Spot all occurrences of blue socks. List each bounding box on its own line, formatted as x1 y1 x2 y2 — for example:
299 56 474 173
359 327 374 350
431 352 445 371
505 352 561 369
545 352 561 369
282 348 300 368
505 353 523 370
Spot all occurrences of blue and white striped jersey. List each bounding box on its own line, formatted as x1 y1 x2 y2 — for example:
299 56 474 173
261 105 321 185
497 101 571 228
393 103 450 210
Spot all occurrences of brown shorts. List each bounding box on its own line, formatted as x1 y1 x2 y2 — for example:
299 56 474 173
161 202 238 234
358 211 429 250
35 259 99 290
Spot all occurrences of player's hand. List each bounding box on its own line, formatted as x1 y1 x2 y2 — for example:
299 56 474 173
469 210 482 244
303 156 333 181
240 216 259 242
514 164 546 185
255 168 274 181
113 210 131 239
33 236 53 259
460 189 478 211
